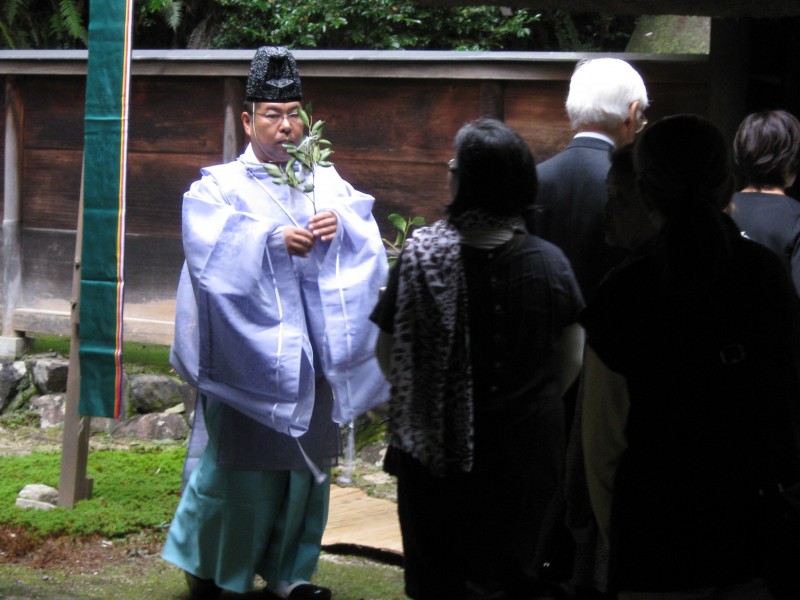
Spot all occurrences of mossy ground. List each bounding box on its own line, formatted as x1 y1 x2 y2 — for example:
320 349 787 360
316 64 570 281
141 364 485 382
0 429 403 599
1 335 403 598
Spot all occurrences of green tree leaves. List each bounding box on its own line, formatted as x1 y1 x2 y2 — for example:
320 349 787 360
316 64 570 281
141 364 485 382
0 0 636 52
213 0 543 51
383 214 426 266
262 105 334 211
1 0 87 49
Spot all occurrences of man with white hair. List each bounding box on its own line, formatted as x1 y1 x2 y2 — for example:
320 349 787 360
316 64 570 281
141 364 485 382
528 58 649 303
528 58 649 600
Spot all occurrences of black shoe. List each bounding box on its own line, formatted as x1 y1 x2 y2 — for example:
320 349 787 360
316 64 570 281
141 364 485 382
184 571 222 600
286 583 332 600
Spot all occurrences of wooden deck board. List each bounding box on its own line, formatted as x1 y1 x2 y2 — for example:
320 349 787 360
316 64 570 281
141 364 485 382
322 485 403 557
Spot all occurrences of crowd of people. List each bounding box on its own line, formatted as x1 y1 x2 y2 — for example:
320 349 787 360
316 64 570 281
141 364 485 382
161 46 800 600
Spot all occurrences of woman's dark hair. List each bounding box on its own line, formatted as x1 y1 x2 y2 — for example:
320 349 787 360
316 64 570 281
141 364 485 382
447 117 537 217
635 114 736 289
733 109 800 190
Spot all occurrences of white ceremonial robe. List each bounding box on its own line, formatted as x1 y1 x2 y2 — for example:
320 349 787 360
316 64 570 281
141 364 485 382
171 145 389 438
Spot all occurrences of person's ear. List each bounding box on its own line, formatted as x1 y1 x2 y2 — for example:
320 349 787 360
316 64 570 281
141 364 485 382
624 101 639 129
241 111 253 136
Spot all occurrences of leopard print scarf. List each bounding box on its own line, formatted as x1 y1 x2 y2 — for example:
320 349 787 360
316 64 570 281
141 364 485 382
387 211 526 475
388 218 474 476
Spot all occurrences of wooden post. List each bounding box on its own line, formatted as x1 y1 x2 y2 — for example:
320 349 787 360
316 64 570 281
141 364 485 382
479 81 505 121
223 78 244 162
1 76 26 357
58 168 93 508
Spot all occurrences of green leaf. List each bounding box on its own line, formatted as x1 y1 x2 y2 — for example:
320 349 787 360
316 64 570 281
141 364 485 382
387 213 407 232
298 105 311 129
410 216 427 226
263 163 284 177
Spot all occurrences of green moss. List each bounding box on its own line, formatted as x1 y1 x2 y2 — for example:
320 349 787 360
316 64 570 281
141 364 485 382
0 446 185 539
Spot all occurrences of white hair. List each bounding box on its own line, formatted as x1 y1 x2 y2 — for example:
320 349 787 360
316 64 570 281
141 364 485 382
565 58 649 129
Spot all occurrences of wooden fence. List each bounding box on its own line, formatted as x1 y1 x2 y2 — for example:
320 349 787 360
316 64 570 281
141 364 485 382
0 50 709 346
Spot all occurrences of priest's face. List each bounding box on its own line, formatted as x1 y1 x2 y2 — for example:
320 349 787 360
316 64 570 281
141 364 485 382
242 101 304 163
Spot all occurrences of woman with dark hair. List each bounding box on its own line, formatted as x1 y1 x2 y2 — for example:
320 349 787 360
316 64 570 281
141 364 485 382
729 109 800 294
371 117 585 599
580 114 800 599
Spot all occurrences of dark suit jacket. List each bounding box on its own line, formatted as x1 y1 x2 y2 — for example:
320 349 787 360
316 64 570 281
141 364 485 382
527 136 626 302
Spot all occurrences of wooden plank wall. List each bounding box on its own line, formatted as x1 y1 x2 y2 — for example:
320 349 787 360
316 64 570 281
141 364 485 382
0 51 709 344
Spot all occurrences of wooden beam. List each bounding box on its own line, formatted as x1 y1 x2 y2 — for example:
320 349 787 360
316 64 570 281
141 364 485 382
0 49 708 81
3 77 23 338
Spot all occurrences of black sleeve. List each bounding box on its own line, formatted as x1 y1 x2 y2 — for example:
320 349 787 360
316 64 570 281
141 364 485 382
369 254 402 334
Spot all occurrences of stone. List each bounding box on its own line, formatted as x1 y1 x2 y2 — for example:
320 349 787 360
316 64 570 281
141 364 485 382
0 361 27 413
30 394 66 428
164 402 185 415
0 356 199 444
128 374 186 415
18 483 59 507
111 412 189 441
0 336 29 359
29 355 69 394
15 497 56 510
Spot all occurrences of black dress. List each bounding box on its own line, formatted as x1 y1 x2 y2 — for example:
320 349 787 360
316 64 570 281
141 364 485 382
372 232 584 599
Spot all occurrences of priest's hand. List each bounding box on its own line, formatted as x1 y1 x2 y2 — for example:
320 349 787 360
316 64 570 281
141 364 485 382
308 211 338 242
284 226 315 257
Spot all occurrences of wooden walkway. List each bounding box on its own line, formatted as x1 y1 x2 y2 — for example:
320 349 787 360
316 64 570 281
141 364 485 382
322 485 403 564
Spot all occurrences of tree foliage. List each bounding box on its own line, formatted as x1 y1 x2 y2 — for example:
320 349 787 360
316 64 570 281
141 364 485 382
212 0 544 51
1 0 88 49
0 0 636 52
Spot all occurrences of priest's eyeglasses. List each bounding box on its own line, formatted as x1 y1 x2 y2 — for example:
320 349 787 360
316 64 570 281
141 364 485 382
254 111 302 125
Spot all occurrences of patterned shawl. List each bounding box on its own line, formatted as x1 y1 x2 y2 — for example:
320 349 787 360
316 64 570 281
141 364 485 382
388 218 474 475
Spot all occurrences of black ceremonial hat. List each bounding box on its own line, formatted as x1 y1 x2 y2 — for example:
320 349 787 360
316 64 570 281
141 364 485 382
246 46 302 103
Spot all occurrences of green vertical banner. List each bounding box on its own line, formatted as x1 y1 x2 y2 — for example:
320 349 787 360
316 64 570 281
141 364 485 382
79 0 133 418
